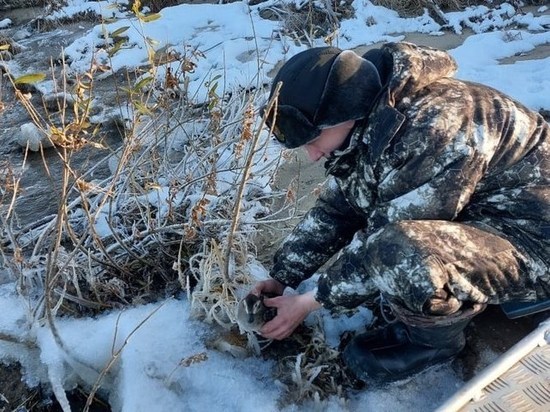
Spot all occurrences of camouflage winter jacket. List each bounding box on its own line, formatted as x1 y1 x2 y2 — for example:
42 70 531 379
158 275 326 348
269 42 550 310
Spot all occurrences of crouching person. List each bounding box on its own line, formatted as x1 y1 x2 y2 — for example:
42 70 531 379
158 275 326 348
251 42 550 383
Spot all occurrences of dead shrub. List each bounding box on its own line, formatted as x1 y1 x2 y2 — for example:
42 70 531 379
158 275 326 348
373 0 470 16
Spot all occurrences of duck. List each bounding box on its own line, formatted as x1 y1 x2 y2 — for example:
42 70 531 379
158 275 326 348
236 294 277 332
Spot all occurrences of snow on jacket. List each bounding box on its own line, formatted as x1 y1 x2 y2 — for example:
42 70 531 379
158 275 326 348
269 42 550 310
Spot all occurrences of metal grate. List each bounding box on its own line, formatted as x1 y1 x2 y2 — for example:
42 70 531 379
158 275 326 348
437 322 550 412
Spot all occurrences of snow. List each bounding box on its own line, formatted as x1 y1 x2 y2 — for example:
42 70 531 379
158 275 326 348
450 30 550 110
32 298 281 411
1 1 548 411
0 18 12 29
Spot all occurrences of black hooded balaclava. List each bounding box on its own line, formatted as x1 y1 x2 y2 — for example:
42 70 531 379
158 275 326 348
265 47 383 149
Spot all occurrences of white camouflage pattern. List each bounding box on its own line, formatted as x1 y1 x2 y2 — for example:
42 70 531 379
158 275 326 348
270 42 549 314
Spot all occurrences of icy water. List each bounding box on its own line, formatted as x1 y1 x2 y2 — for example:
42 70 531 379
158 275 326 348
1 10 124 227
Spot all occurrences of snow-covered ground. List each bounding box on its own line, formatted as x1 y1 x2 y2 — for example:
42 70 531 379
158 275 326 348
0 1 548 411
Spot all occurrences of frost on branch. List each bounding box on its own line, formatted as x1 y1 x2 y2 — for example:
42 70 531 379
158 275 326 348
3 89 286 323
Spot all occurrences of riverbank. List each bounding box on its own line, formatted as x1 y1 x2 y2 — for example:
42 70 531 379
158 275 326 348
1 1 549 410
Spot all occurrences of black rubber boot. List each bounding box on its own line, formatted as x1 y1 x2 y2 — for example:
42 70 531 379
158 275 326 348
342 303 485 383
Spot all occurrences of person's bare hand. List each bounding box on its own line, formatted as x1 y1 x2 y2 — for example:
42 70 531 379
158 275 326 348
260 291 321 340
250 279 285 297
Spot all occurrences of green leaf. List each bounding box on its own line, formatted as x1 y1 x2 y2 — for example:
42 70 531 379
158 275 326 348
134 101 154 116
14 73 46 84
134 76 154 91
107 40 125 57
141 13 161 23
111 26 130 38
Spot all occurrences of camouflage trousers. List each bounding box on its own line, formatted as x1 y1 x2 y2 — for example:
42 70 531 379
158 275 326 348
319 220 549 315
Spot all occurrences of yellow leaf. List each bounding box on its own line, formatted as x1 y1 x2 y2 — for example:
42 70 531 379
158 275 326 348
134 101 154 116
132 0 142 16
141 13 161 23
88 141 106 149
0 44 10 51
146 47 156 64
147 38 160 47
14 73 46 84
111 26 130 38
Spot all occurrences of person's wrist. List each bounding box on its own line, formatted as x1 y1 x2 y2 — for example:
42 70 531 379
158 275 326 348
302 291 322 312
273 279 285 295
267 277 285 294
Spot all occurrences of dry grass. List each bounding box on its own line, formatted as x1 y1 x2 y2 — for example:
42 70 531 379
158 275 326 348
273 324 357 407
2 86 287 317
372 0 547 16
373 0 467 16
0 52 300 407
0 4 306 405
258 0 510 47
